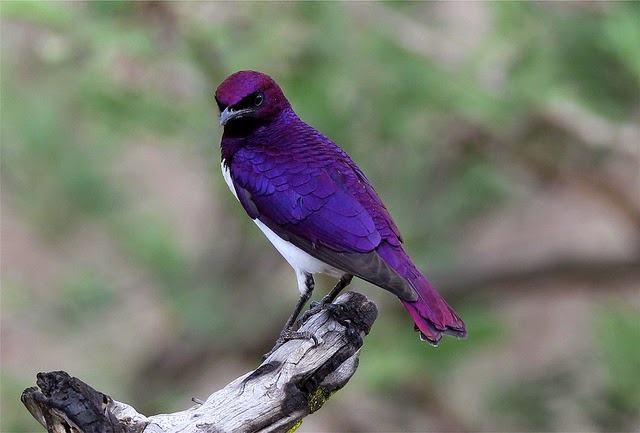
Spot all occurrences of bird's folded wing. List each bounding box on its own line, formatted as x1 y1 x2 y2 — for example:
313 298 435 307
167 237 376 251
230 148 416 301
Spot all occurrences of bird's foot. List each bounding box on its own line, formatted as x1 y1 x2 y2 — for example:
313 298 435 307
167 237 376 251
297 275 353 325
261 327 318 361
297 293 335 325
301 295 363 341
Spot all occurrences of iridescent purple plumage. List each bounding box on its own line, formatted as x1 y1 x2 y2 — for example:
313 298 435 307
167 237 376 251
215 70 466 345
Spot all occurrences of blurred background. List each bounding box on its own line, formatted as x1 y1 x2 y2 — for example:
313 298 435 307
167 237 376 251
2 2 639 432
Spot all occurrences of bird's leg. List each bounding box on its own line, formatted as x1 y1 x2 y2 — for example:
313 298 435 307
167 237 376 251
282 273 315 333
262 273 315 360
322 274 354 304
298 274 353 324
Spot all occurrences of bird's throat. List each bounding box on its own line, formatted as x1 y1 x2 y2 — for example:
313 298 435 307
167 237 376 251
221 118 262 138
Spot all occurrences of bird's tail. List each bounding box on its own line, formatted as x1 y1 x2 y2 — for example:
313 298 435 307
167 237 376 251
374 243 466 345
400 273 467 345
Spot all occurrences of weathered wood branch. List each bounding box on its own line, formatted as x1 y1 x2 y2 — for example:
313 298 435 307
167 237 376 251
21 291 378 433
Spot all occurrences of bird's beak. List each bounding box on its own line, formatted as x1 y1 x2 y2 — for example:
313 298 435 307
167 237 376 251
219 107 253 126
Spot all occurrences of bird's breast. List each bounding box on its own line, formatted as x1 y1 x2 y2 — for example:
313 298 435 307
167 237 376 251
221 159 239 200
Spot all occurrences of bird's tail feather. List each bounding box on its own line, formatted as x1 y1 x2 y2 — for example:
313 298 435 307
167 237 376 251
401 274 467 345
375 243 466 345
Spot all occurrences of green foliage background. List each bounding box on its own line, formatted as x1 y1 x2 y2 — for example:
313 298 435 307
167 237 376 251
2 2 639 432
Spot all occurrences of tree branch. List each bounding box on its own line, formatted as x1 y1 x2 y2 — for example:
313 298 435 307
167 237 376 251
434 255 640 301
21 291 378 433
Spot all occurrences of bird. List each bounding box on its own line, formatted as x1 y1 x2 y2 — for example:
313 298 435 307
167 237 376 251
215 70 466 347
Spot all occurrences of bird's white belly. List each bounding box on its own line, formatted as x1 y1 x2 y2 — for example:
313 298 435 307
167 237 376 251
253 219 343 277
221 161 343 284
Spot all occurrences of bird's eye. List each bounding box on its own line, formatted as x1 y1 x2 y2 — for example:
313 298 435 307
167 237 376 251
254 94 264 107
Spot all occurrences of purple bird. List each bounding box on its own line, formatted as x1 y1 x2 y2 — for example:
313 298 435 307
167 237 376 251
215 70 466 346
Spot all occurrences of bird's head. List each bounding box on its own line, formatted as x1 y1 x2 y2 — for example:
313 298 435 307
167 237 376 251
215 70 291 129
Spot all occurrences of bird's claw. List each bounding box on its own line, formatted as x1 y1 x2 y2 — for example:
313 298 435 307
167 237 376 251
297 295 335 325
261 329 319 361
261 292 346 361
309 300 321 309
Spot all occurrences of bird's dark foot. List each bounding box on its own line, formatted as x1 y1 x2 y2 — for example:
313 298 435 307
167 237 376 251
297 275 354 325
297 294 335 325
261 327 319 361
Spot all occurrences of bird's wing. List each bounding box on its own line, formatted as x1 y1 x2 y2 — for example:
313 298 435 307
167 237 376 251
229 143 416 301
